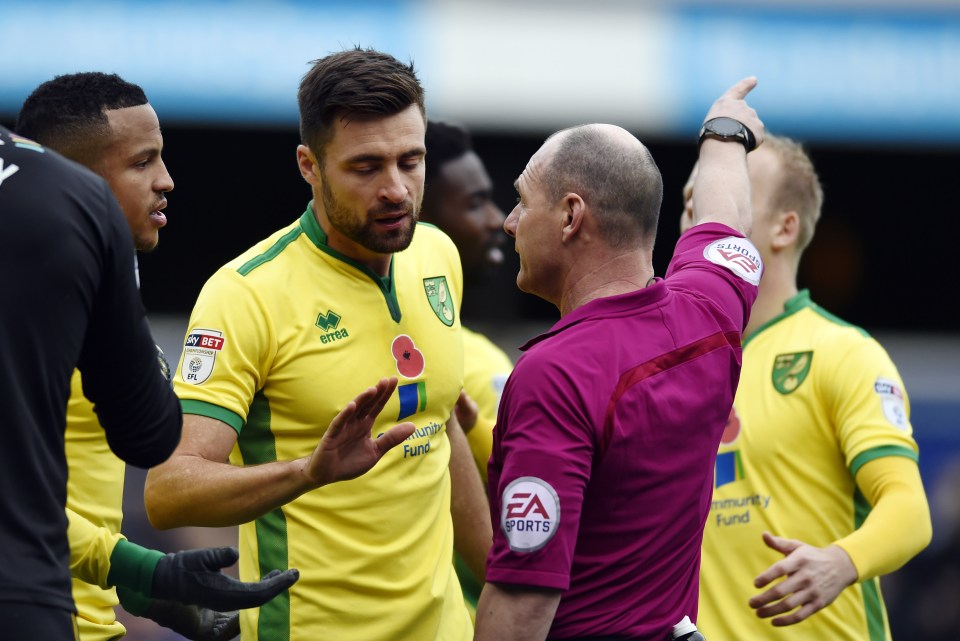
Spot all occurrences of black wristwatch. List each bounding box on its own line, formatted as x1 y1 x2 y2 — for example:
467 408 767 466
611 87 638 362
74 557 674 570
698 117 757 152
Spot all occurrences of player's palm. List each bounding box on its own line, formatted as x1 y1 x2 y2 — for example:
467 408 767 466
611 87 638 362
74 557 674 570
304 377 415 487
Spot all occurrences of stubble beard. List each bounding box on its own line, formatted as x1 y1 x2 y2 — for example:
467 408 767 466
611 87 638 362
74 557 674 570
321 179 419 255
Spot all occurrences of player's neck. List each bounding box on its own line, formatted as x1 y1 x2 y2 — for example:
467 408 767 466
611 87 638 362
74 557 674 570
744 261 799 340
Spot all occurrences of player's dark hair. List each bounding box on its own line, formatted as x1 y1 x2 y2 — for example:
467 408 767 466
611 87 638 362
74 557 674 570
298 46 425 163
545 125 663 249
424 121 472 182
16 72 148 167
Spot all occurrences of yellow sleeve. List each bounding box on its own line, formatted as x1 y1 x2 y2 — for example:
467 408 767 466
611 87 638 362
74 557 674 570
67 507 125 588
461 327 513 486
466 415 495 485
834 455 932 580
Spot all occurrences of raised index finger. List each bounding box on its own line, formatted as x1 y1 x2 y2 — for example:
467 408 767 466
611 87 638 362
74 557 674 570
725 76 758 100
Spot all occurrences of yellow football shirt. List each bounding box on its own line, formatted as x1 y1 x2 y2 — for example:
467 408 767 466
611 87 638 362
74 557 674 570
462 326 513 484
456 326 514 614
65 371 127 641
174 207 471 641
699 290 918 641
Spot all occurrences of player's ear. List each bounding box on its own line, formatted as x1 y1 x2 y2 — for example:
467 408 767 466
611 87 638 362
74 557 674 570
772 210 799 250
297 145 322 187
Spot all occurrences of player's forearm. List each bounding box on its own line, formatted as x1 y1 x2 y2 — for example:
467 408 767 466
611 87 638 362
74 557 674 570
144 455 314 529
691 141 752 235
448 415 493 582
835 456 932 580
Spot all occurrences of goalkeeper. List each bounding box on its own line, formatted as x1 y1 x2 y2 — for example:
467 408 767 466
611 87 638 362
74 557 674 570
15 73 297 640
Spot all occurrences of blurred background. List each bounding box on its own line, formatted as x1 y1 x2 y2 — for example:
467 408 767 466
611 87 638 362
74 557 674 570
2 0 958 638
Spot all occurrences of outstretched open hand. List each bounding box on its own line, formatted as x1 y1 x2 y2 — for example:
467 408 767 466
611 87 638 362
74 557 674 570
302 377 416 487
749 531 858 626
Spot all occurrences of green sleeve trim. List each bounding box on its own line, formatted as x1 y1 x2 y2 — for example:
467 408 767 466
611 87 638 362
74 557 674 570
850 445 918 477
181 398 244 434
116 585 153 616
107 539 164 596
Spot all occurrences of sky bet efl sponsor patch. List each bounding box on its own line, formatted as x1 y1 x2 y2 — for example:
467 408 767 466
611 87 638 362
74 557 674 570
180 329 225 385
501 477 560 553
703 236 763 286
875 377 909 429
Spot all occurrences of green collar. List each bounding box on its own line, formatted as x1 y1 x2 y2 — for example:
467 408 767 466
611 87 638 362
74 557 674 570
298 202 401 321
743 289 812 348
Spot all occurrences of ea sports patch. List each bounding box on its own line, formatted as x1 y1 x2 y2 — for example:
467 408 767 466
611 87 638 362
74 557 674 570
874 377 908 429
703 237 763 286
501 477 560 553
180 328 225 385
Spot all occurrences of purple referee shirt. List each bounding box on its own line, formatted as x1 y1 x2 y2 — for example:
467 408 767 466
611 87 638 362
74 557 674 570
486 223 762 640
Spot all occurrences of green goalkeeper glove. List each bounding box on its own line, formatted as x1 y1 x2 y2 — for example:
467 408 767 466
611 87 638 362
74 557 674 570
117 585 239 641
108 541 299 611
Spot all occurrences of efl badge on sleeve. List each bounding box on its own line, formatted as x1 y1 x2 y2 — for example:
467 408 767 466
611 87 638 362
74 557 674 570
875 378 909 429
423 276 455 326
772 351 813 394
704 237 763 285
501 476 560 553
180 329 225 385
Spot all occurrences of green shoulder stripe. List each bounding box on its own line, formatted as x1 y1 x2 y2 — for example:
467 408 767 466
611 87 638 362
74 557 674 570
237 226 303 276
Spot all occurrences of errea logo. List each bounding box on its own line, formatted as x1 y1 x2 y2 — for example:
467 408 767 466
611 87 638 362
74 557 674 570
501 477 560 553
316 310 349 345
316 310 341 331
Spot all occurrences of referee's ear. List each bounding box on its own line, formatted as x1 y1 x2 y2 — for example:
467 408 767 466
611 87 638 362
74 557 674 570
560 193 586 245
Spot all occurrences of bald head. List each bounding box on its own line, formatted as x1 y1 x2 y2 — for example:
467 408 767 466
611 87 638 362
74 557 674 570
540 124 663 248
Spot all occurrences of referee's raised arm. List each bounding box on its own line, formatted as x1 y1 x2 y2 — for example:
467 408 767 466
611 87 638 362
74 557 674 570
691 76 765 236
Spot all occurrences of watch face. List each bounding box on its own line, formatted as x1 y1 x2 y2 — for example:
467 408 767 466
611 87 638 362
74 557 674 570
709 117 742 136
